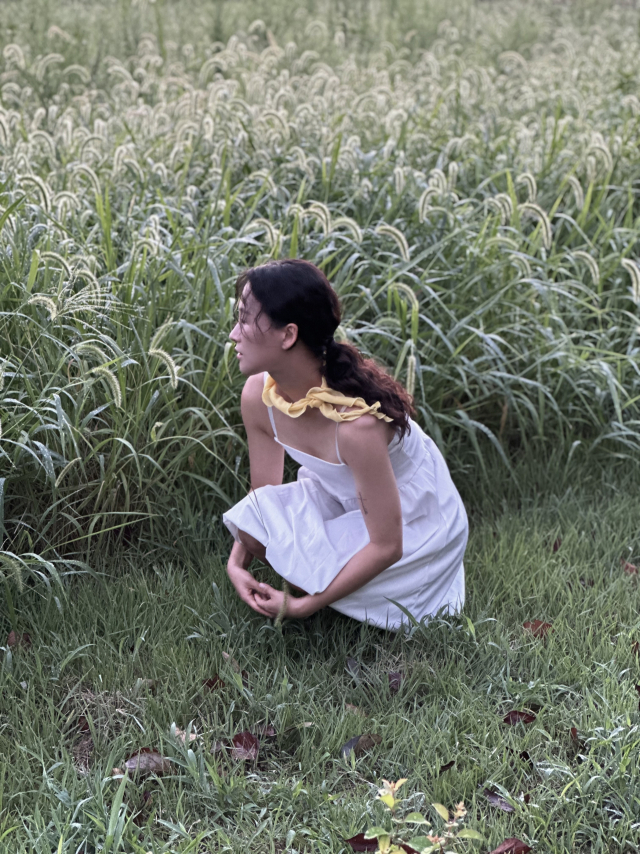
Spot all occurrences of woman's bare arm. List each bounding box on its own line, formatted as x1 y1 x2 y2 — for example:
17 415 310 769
252 415 403 619
227 374 285 605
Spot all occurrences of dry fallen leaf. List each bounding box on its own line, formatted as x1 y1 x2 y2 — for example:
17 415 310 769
439 760 455 775
72 735 94 774
523 620 552 638
344 834 417 854
502 710 537 725
114 748 171 778
7 631 32 649
221 651 241 672
345 703 367 717
174 727 197 744
345 834 378 853
489 838 532 854
340 733 382 759
484 788 515 813
253 724 276 738
76 715 90 734
231 731 259 761
621 558 638 575
202 675 226 691
388 671 404 693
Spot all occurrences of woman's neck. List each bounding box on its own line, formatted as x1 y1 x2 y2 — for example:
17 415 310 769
267 361 324 404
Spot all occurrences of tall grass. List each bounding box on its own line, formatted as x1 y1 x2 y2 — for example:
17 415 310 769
1 0 640 574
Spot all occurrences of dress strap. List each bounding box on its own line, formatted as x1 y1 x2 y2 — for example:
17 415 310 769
263 372 279 440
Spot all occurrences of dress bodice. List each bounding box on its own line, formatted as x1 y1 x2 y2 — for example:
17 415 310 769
270 411 432 502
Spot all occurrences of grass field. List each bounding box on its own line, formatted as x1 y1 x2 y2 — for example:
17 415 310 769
3 480 640 852
1 0 640 850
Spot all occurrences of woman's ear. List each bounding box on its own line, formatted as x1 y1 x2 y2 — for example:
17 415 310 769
281 322 299 350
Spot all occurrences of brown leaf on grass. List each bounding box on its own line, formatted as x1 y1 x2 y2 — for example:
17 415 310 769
489 838 532 854
253 724 276 738
388 671 404 693
76 715 90 734
345 703 367 716
345 835 417 854
523 620 552 638
340 733 382 759
221 651 241 672
231 731 259 761
439 760 455 775
174 727 197 744
552 537 562 553
484 788 515 813
202 675 226 691
345 834 377 852
7 631 32 649
221 652 250 686
570 726 586 760
621 559 638 575
503 710 536 725
72 735 94 774
633 641 640 656
114 748 171 778
518 750 533 770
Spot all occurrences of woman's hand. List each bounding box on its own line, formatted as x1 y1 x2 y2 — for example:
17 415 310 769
250 582 318 620
227 563 264 611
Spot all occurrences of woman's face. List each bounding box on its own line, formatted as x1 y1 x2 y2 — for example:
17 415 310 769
229 285 298 376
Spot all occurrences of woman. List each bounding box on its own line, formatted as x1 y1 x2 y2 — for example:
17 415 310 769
222 259 468 630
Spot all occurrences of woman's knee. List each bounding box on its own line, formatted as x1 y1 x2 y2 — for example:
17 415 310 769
238 529 266 559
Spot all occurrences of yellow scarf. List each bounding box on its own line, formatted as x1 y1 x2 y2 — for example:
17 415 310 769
262 374 393 423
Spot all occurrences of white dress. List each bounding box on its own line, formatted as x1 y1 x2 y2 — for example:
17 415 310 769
222 374 468 630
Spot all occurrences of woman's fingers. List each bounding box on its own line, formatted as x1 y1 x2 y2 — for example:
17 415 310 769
258 582 279 597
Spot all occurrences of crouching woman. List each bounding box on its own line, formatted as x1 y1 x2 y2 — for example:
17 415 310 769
222 259 468 631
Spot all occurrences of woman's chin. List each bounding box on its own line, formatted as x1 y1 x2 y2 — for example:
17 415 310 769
239 362 265 377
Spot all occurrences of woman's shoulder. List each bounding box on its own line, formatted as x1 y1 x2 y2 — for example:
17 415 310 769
338 413 397 455
240 373 269 427
241 372 266 401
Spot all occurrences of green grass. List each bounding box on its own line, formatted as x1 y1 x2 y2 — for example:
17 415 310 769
2 1 640 849
2 0 640 573
2 480 640 852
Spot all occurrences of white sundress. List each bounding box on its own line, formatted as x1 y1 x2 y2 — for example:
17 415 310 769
222 374 469 630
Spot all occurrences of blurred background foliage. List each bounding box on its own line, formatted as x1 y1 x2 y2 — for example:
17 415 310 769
1 0 640 581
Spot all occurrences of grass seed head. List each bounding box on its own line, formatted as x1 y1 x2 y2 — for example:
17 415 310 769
375 223 410 262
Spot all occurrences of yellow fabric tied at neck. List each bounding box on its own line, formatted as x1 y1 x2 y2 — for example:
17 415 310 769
262 373 393 423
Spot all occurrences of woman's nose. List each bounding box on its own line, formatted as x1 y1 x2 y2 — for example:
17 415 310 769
229 322 240 342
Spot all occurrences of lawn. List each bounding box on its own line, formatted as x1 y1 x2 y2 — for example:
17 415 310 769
3 476 640 852
2 0 640 850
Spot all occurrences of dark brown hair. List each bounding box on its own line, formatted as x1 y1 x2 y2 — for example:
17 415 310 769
235 259 415 438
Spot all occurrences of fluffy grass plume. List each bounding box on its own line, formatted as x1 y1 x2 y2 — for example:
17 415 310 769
1 0 640 570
